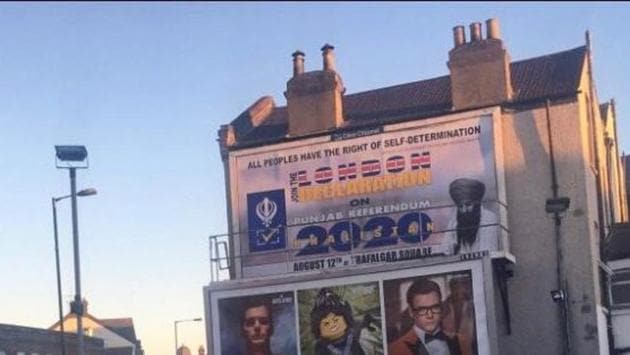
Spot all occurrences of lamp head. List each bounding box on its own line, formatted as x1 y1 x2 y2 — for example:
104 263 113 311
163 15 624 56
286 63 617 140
77 188 97 197
55 145 88 169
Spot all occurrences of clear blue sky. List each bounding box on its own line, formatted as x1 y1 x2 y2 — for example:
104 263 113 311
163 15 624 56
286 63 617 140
1 3 629 355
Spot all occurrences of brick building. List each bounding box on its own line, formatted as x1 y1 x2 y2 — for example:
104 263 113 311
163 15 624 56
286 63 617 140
49 303 143 355
207 18 628 355
0 323 104 355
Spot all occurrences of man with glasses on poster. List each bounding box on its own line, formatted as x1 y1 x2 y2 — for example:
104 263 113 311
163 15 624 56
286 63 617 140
389 278 461 355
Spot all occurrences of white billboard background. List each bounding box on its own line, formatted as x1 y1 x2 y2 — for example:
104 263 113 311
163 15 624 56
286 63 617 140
230 114 504 276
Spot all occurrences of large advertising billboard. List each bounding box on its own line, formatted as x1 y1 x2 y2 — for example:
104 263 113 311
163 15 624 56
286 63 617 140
228 110 508 277
205 259 491 355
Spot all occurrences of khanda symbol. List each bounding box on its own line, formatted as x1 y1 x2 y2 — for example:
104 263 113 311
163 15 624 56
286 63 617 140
256 197 277 228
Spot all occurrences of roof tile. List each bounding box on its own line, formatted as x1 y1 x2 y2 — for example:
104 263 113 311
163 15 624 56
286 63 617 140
234 46 586 147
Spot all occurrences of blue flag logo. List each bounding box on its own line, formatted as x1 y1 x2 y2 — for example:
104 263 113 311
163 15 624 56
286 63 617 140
247 190 287 252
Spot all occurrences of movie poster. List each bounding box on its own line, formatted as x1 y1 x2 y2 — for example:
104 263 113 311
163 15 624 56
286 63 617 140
297 282 384 355
217 291 298 355
206 260 491 354
384 271 478 355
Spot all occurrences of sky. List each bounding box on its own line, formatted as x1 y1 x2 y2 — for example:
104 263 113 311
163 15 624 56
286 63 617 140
1 2 629 355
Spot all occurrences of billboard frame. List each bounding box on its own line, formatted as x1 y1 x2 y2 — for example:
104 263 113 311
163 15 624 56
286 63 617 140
223 106 512 279
204 254 500 355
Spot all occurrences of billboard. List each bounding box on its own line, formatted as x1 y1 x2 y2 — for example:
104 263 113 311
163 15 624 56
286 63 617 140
228 110 508 277
205 259 491 355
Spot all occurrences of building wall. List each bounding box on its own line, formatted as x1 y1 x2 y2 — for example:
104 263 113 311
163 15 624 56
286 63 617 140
500 99 603 355
54 317 135 353
600 103 627 225
500 104 565 354
216 97 622 355
0 324 104 355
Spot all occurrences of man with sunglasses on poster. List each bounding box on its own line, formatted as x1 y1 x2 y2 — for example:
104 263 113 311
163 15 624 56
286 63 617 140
241 298 276 355
389 278 461 355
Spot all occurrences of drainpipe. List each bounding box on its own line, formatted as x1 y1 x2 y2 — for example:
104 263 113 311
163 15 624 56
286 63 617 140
605 134 615 227
611 99 626 221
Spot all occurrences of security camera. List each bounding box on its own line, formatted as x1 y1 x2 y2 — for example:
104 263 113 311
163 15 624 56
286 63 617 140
550 289 566 303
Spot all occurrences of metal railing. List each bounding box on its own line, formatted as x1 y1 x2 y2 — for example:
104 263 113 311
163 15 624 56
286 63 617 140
209 233 231 282
208 199 510 282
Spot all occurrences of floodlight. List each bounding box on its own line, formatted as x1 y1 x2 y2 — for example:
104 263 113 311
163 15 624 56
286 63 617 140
77 188 97 197
545 197 571 214
55 145 87 162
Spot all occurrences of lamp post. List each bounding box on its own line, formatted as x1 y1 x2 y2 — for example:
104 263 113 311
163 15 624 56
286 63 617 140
52 188 97 355
174 318 202 355
55 145 90 355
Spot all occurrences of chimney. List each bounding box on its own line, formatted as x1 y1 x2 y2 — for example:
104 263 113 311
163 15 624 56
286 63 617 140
486 18 500 39
453 26 466 47
285 44 345 137
470 22 482 41
322 43 336 71
447 18 513 110
177 346 191 355
292 50 305 77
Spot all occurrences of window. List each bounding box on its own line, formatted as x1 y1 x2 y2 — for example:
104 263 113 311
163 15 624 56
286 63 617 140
611 268 630 307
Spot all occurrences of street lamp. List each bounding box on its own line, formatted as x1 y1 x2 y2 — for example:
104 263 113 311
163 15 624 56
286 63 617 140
52 188 97 355
174 318 202 355
55 145 90 355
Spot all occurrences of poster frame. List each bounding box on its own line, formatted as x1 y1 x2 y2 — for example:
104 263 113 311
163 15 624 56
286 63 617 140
204 255 499 355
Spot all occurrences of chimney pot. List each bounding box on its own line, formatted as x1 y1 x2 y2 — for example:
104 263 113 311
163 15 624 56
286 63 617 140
486 18 500 39
470 22 482 42
448 18 513 110
292 50 305 77
453 26 466 47
321 43 336 71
